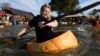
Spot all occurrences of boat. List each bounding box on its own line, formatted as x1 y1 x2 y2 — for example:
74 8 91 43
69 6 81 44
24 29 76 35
26 30 86 56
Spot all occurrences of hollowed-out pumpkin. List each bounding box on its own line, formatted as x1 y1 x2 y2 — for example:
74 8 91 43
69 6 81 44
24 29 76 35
27 30 79 54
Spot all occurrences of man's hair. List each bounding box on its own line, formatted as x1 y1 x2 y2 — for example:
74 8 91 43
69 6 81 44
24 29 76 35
40 3 51 12
40 3 51 20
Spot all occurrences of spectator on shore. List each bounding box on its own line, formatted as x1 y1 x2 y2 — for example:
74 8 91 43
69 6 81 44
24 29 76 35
9 15 18 26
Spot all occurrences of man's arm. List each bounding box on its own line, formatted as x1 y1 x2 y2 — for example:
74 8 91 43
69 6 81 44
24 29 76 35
17 25 31 39
45 20 58 27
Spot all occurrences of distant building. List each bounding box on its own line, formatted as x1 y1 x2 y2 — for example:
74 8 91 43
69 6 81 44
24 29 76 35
2 6 34 19
0 6 35 25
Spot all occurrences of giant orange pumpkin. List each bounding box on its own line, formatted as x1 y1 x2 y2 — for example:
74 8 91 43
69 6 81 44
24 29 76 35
27 30 79 54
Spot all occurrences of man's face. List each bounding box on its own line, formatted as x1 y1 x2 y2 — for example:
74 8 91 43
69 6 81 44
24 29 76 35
41 7 50 19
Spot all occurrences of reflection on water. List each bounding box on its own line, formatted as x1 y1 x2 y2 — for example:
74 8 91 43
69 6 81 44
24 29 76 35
0 25 100 56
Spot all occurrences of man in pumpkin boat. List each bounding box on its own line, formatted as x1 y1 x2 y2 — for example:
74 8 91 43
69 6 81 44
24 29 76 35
17 3 58 43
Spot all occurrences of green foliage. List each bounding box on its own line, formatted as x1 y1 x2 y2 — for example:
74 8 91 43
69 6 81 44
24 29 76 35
49 0 79 15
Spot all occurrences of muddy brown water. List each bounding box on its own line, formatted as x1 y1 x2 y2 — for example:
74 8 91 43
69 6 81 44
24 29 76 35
0 24 100 56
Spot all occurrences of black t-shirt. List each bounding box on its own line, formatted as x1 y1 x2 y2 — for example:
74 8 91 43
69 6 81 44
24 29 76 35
28 15 55 42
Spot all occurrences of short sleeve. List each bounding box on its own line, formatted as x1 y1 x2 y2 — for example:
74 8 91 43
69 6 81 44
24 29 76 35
28 18 37 27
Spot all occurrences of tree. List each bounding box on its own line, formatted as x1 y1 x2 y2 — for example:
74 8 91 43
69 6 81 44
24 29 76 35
0 3 11 10
49 0 79 16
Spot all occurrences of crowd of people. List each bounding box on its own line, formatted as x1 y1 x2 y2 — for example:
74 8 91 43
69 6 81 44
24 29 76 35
0 11 29 26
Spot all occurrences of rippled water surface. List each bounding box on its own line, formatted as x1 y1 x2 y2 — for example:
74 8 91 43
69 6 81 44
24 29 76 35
0 24 100 56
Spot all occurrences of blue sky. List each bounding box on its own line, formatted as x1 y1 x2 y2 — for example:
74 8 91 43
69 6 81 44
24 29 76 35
79 0 100 15
0 0 100 16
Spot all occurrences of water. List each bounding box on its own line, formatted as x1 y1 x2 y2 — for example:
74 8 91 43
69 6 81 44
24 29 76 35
0 24 100 56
